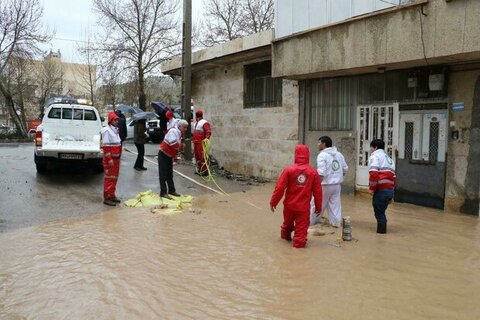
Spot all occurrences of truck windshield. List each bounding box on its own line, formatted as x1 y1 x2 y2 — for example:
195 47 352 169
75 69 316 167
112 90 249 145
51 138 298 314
47 108 97 121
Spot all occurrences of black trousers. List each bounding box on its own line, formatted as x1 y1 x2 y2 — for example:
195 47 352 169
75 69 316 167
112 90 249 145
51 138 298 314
134 143 145 168
158 150 175 196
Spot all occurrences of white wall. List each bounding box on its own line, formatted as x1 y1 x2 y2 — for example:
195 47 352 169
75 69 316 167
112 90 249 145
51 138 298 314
274 0 400 39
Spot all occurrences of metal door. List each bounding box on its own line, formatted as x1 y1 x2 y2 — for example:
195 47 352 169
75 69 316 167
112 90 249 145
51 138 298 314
356 104 399 189
395 110 448 208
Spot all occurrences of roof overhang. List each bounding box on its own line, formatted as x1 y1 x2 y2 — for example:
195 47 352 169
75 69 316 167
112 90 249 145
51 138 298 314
162 29 274 76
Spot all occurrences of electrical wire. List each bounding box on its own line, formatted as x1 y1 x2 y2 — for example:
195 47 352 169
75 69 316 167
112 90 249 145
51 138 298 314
418 6 429 66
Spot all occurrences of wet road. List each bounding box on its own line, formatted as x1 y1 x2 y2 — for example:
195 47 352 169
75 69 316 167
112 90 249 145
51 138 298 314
0 141 248 232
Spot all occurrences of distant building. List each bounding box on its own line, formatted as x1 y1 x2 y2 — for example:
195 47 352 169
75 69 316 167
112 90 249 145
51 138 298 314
0 50 96 126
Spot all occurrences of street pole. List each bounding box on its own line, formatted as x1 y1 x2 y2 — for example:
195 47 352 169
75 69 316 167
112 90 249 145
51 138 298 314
182 0 193 161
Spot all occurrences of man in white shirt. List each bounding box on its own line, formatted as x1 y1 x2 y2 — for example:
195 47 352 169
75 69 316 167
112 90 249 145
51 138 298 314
310 136 348 227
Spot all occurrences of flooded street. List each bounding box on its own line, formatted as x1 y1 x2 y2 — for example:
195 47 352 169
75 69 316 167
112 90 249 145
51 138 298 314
1 183 479 319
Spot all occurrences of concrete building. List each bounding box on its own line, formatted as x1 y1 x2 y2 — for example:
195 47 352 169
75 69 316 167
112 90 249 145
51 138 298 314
1 50 96 126
162 29 297 178
162 0 479 215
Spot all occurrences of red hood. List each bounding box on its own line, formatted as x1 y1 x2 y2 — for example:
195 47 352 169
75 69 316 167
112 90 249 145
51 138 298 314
294 144 310 165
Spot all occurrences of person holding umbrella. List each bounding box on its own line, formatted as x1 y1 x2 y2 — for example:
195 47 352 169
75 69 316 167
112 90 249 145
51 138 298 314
133 118 148 171
129 111 158 170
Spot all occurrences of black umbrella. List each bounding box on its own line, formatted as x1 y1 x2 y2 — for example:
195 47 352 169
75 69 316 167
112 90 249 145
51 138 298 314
128 112 159 125
115 104 143 114
151 101 169 114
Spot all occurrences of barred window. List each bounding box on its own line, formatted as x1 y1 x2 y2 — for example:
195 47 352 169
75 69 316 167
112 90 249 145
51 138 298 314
310 78 356 130
244 61 282 108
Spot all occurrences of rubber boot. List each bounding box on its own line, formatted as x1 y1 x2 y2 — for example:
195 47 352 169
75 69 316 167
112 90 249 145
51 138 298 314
377 222 387 234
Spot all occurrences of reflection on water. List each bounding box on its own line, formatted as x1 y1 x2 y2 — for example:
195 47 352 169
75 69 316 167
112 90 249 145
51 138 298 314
1 185 479 319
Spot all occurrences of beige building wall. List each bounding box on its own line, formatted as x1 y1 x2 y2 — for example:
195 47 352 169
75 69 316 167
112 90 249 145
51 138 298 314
192 65 299 179
23 52 96 121
445 68 480 210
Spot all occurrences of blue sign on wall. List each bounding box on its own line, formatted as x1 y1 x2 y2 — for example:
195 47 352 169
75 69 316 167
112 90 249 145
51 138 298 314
452 102 464 112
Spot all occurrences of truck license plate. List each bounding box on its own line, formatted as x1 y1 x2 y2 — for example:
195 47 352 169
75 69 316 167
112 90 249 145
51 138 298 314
59 153 83 160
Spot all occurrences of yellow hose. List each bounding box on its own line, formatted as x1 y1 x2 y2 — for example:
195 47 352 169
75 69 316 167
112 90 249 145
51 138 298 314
200 139 229 195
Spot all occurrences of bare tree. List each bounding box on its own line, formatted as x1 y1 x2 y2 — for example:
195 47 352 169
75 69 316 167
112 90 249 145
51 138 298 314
98 55 123 107
200 0 274 46
77 36 100 104
3 57 37 128
93 0 181 110
37 54 64 114
239 0 274 34
0 0 51 135
201 0 243 46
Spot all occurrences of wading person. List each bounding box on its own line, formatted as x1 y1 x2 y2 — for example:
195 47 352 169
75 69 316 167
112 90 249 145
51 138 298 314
133 119 147 171
101 112 122 206
368 139 396 234
270 145 322 248
310 136 348 227
192 109 211 176
158 119 189 198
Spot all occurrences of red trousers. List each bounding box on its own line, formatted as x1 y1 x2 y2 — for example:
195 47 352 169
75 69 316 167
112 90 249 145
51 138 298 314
103 157 120 200
193 142 207 173
281 208 310 248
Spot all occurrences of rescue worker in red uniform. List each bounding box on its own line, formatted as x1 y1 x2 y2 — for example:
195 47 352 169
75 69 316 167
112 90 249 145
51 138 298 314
270 145 323 248
192 109 211 176
158 119 189 198
101 112 122 206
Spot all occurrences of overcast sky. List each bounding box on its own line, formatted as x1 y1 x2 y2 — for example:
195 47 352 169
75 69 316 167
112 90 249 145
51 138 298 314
40 0 203 63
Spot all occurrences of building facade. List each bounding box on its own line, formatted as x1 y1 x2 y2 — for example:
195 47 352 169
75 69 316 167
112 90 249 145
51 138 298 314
162 0 479 215
273 0 479 214
162 30 300 178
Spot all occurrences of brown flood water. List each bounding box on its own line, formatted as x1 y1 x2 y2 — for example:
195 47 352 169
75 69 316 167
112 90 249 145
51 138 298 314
1 183 479 319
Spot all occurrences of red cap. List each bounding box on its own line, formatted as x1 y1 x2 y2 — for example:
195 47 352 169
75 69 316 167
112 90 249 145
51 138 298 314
108 112 119 124
166 110 174 120
195 109 203 117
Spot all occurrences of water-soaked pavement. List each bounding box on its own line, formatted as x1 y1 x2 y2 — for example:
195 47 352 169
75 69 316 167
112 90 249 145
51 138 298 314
0 142 479 319
0 141 250 231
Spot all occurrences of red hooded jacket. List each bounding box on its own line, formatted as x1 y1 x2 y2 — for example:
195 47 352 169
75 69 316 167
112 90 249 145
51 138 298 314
270 145 322 212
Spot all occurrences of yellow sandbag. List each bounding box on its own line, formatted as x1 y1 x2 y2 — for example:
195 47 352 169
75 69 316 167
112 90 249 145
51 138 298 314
139 191 164 207
124 198 142 207
124 190 193 215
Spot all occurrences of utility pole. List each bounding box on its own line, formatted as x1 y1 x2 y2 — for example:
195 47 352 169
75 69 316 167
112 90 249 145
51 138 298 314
182 0 193 160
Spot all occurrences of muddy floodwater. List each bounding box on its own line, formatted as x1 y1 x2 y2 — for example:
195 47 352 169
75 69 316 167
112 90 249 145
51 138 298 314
1 184 479 319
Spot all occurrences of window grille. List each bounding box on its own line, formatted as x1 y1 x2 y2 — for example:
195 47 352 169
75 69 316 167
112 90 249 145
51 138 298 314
244 61 282 108
429 122 439 162
405 122 413 160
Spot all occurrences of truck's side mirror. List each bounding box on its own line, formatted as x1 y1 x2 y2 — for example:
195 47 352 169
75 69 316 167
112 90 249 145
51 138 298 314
101 116 105 122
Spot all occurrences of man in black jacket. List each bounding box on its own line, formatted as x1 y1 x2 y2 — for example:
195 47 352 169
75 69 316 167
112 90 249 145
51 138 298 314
114 109 127 144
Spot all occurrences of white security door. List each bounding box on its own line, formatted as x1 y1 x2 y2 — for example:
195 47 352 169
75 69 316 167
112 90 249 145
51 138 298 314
421 113 447 162
398 114 422 160
356 104 399 189
397 111 447 163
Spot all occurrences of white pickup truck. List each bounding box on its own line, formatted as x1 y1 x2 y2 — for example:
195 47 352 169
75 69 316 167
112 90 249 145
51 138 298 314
34 98 104 173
